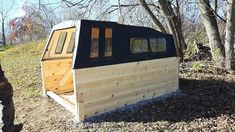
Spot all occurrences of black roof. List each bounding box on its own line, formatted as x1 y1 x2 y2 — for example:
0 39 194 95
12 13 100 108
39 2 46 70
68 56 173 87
73 20 177 69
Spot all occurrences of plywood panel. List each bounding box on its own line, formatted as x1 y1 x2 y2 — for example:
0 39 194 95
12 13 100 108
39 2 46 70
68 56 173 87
74 57 179 121
43 27 76 60
42 59 74 93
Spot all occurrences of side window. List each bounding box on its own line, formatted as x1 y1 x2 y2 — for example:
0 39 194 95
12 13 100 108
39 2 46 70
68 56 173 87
150 38 167 52
90 27 99 58
55 32 67 54
105 28 112 57
130 38 149 54
67 32 75 53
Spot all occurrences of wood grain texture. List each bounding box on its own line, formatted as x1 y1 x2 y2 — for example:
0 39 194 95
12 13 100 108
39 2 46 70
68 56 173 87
43 28 76 60
74 57 179 120
42 58 74 93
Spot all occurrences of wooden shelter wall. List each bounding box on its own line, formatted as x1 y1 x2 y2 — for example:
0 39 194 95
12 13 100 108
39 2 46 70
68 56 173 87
74 57 178 121
42 59 74 93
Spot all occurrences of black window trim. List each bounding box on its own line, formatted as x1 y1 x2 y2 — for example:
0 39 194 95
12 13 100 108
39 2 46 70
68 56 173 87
104 28 113 58
129 37 150 55
90 27 114 62
149 37 167 54
129 37 168 57
90 27 100 60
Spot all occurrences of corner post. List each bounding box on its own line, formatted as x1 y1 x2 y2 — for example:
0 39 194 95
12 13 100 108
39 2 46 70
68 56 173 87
41 61 47 97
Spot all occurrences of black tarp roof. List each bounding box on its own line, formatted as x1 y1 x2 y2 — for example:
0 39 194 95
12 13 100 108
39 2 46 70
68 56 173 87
73 20 177 69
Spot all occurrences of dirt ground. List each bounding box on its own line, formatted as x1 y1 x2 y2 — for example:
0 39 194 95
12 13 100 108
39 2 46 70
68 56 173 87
0 43 235 131
14 73 235 132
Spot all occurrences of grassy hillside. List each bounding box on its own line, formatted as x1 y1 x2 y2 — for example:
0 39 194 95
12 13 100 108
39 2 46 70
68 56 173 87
0 41 45 98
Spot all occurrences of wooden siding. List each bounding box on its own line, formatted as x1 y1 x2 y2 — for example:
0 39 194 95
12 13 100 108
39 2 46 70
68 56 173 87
74 57 179 121
42 58 74 93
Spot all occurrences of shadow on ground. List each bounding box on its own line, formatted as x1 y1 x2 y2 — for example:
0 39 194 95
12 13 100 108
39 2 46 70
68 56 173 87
85 78 235 123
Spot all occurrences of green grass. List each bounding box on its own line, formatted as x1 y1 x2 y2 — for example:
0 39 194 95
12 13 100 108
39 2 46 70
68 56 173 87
0 40 46 98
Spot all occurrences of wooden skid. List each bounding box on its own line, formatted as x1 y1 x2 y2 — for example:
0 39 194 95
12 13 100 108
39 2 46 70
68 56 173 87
47 91 75 114
74 57 179 121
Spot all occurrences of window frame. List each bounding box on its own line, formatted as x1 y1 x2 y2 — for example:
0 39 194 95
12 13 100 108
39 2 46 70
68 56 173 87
149 37 167 53
67 32 76 54
104 28 113 57
90 27 100 59
129 36 168 58
129 37 150 54
55 32 67 54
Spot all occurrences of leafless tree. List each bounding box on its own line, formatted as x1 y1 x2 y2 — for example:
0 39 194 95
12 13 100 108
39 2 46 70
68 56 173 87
196 0 225 66
224 0 235 70
139 0 186 61
0 0 14 45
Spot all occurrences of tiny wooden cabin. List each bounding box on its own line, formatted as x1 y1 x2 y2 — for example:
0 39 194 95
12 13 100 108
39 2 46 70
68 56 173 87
41 20 179 122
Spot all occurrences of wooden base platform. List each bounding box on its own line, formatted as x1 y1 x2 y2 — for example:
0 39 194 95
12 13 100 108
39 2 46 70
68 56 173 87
47 91 75 114
45 57 179 122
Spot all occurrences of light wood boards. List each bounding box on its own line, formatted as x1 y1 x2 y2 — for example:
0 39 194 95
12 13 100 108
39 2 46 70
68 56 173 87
74 57 179 121
42 58 74 94
47 91 75 114
60 92 76 105
43 27 76 60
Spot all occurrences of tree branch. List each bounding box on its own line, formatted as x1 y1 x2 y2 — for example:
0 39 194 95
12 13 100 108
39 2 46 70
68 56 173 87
138 0 166 32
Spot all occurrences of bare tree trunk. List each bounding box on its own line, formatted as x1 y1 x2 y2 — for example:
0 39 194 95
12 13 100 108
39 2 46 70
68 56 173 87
172 0 187 50
1 19 6 45
196 0 225 66
224 0 235 70
139 0 185 61
138 0 166 33
158 0 186 61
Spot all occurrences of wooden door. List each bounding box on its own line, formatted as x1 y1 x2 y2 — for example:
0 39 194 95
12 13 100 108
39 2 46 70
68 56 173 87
42 27 76 93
